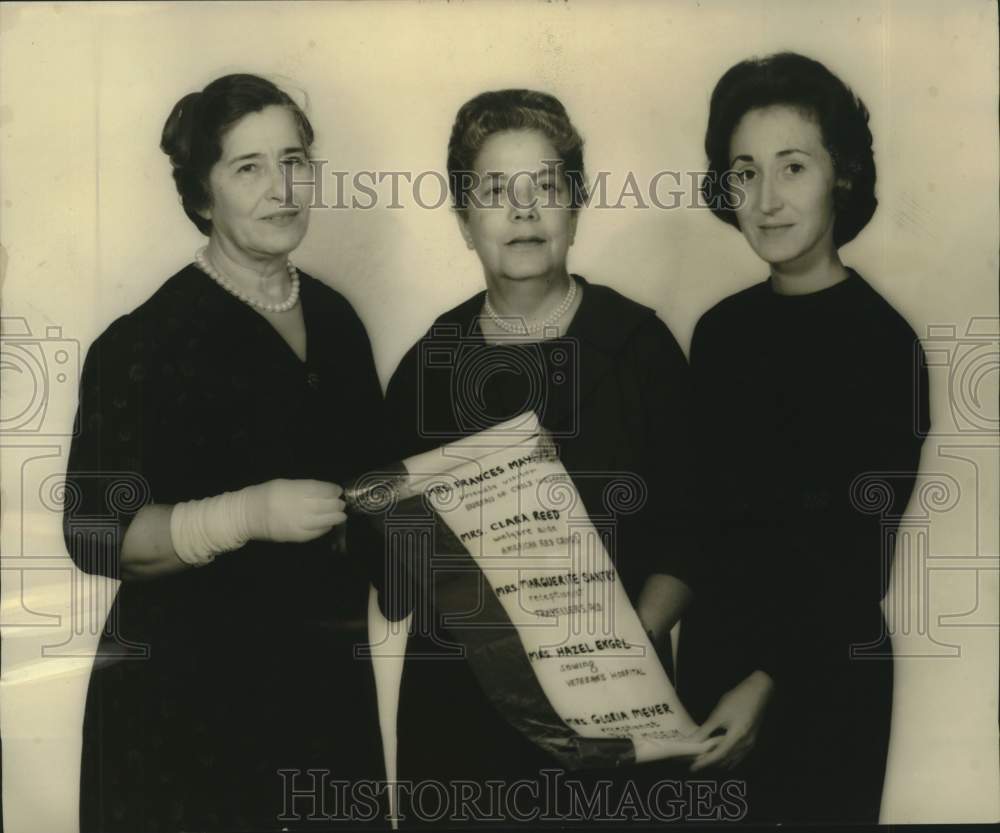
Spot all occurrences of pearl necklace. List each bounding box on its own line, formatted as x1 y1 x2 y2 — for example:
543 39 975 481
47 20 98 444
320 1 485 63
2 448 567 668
195 248 300 313
483 277 577 335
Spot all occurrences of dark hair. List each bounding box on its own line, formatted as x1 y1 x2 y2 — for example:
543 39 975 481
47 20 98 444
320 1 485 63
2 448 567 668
160 74 314 235
702 52 877 248
447 89 588 212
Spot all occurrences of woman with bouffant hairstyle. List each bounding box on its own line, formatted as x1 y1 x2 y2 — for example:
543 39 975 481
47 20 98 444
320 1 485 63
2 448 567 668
702 52 878 248
678 52 929 823
64 73 385 831
700 51 878 249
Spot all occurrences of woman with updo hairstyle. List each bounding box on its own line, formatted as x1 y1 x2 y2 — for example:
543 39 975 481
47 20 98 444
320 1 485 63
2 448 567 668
678 52 929 823
377 89 700 825
64 73 386 831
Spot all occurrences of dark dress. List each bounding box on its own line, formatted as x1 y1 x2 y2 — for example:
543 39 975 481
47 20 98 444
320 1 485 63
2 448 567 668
64 264 387 832
378 277 700 825
680 270 929 824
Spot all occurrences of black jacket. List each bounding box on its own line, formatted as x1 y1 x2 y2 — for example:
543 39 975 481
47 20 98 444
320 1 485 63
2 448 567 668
380 277 698 791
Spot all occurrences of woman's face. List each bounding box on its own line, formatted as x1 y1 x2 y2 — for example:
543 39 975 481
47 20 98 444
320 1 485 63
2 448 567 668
201 105 312 264
729 105 839 269
458 129 577 286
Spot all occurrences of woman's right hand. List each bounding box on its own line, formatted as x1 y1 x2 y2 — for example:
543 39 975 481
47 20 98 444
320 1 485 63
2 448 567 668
245 479 347 543
689 669 774 772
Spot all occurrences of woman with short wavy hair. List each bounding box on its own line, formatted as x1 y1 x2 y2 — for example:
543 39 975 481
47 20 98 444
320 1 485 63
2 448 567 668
65 73 385 831
378 88 700 826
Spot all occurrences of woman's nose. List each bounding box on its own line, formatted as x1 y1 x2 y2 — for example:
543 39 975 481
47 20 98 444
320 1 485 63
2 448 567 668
509 180 539 220
267 161 291 203
758 173 783 214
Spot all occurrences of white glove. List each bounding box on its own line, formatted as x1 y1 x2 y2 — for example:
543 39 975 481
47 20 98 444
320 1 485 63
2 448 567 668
170 479 347 566
244 478 347 543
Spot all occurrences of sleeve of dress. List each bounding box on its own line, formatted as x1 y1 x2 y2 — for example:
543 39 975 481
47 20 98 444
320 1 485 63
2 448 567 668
342 301 388 472
866 321 931 517
363 344 424 621
382 344 425 464
630 316 703 592
63 316 156 579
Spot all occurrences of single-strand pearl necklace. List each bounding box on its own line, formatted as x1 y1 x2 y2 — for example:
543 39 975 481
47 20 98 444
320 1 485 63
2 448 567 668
483 277 577 335
195 247 300 313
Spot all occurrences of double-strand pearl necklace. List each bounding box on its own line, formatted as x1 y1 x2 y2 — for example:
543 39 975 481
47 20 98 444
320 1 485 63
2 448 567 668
483 277 577 335
195 247 300 313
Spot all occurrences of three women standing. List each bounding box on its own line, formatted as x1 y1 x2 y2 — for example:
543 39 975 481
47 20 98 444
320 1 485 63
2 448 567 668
65 55 928 830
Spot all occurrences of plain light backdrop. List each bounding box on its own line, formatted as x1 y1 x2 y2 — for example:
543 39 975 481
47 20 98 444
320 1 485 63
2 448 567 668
1 2 997 831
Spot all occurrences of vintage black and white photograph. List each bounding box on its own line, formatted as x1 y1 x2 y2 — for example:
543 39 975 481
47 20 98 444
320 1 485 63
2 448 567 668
1 1 997 831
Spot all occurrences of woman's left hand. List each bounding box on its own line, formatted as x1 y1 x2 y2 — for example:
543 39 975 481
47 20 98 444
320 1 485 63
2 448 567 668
689 670 774 772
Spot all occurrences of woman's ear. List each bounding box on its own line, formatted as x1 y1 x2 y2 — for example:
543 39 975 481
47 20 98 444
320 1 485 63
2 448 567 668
833 177 853 212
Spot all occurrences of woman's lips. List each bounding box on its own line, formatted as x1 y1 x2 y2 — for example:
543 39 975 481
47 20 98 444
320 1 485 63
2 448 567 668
507 237 545 246
758 223 793 233
261 211 300 226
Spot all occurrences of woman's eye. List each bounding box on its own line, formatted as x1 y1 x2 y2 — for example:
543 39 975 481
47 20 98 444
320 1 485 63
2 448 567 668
787 163 804 175
237 163 257 174
282 157 307 168
736 169 756 182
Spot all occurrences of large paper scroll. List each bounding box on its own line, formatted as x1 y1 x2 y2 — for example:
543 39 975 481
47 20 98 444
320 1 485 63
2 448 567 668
348 413 711 769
